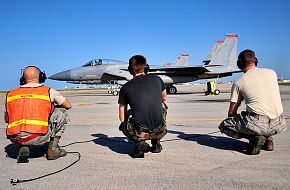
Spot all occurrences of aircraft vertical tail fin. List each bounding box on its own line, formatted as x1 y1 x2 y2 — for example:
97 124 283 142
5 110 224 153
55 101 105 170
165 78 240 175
163 54 189 67
203 40 224 65
175 54 189 66
203 34 238 69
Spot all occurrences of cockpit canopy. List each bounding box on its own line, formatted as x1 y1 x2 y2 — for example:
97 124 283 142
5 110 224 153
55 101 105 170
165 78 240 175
82 59 126 67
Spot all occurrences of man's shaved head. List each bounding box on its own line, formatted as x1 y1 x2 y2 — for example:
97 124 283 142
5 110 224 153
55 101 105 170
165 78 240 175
23 66 40 83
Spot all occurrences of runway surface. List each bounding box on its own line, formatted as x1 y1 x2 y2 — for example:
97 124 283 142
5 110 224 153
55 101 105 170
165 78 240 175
1 84 290 190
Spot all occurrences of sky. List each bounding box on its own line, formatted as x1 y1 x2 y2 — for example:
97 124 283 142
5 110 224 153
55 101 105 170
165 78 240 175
0 0 290 90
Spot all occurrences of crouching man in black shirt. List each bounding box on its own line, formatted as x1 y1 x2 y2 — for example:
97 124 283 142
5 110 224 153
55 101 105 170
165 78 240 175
118 55 168 158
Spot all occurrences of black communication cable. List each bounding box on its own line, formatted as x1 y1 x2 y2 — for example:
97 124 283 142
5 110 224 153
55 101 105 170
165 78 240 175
9 130 221 185
10 151 80 185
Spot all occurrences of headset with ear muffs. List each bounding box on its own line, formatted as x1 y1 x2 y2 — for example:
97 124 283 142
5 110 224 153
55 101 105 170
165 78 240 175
237 50 258 70
128 63 150 75
20 66 47 85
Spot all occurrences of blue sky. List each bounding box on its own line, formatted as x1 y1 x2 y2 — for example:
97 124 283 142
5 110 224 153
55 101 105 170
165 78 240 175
0 0 289 90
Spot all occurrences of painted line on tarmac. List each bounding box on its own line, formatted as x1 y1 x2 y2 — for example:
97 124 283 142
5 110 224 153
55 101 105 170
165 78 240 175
77 104 95 106
1 118 290 122
168 117 221 122
70 117 290 122
71 117 116 121
70 117 223 122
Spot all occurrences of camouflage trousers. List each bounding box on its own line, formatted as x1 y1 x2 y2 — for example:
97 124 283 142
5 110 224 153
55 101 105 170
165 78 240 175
10 108 69 146
219 111 287 139
119 102 168 142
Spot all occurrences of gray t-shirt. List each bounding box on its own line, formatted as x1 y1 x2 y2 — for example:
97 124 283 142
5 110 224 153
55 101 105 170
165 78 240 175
231 68 283 119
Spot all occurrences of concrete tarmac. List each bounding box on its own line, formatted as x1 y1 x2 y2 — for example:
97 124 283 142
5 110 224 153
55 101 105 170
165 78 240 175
1 84 290 190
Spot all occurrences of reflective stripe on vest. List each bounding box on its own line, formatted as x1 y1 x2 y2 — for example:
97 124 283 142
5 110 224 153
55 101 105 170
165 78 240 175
6 86 52 135
7 119 48 129
7 94 50 102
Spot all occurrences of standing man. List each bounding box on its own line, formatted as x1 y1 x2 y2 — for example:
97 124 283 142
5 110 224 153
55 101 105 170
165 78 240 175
219 49 287 155
4 66 71 163
118 55 168 158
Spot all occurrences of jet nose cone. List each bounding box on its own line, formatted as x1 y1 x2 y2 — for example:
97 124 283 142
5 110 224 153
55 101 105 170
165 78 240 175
49 70 71 81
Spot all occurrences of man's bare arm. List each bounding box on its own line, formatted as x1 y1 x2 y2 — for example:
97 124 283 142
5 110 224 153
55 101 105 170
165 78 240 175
119 104 127 122
228 102 240 117
60 99 72 110
162 89 167 102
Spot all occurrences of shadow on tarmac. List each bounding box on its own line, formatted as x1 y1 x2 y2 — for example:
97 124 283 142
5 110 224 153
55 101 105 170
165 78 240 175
191 99 229 103
167 130 248 154
169 92 204 95
4 134 135 159
5 143 48 159
91 133 135 155
5 131 249 160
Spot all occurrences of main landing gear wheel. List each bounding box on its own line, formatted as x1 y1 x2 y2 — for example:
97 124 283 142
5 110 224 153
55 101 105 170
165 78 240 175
112 90 119 96
166 86 177 94
214 89 220 95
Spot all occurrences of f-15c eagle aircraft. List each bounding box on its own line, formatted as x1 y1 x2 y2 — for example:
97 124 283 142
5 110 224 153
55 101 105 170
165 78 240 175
49 34 240 95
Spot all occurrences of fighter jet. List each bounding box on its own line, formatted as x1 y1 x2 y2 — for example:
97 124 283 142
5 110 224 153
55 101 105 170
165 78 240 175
49 34 240 95
49 54 189 95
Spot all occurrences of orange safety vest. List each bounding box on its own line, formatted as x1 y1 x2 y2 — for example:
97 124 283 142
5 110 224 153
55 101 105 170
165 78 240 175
6 86 54 136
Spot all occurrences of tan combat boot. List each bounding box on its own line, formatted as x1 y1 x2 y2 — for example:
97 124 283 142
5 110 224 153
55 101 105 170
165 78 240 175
47 136 67 160
263 136 274 151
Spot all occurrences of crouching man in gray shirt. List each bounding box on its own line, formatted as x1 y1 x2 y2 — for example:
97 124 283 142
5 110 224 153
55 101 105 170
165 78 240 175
219 49 287 155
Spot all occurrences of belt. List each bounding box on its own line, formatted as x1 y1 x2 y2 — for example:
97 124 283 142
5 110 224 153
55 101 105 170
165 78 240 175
10 134 40 145
248 112 280 123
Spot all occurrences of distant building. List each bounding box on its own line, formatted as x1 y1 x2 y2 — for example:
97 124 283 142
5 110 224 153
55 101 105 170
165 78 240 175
278 79 290 84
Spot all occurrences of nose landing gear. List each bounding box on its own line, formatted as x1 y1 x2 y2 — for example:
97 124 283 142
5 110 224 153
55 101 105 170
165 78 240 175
166 85 177 94
107 81 119 96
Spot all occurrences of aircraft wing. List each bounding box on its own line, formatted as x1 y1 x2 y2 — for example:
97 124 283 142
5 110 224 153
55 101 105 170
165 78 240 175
204 64 223 67
149 65 210 76
206 69 242 77
103 69 132 81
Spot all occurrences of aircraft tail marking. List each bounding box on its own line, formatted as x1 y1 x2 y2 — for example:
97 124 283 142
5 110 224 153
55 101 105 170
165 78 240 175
203 34 238 69
175 54 189 66
163 54 189 67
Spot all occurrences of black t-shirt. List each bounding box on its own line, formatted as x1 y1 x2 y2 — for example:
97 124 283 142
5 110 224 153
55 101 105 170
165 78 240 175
118 74 166 131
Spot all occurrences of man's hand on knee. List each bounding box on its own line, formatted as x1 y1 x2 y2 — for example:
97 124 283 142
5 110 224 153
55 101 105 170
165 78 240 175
119 122 126 131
